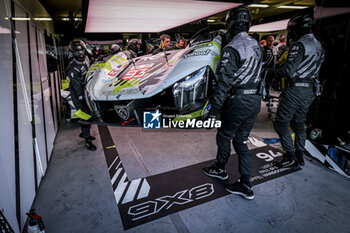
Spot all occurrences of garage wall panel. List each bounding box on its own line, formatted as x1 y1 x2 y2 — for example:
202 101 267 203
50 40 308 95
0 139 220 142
41 79 55 159
54 70 62 123
14 4 36 227
37 29 55 158
49 72 58 132
53 37 62 123
0 1 19 232
1 0 60 231
29 22 47 185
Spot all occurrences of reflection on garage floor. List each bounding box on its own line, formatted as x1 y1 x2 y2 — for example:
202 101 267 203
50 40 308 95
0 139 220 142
31 102 350 233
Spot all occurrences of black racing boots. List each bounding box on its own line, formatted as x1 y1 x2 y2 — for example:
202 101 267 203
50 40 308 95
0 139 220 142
274 156 300 169
225 180 255 200
203 162 228 180
203 163 254 200
85 139 96 151
296 150 305 166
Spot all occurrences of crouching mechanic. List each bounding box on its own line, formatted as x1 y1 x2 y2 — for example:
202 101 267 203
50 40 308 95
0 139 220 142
273 13 325 168
203 7 263 200
66 39 96 151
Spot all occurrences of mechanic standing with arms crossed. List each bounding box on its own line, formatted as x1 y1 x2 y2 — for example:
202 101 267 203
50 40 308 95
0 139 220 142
66 40 96 151
273 13 325 168
203 7 263 200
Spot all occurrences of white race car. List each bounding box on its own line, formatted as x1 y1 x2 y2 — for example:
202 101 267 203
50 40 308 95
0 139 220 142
84 30 225 125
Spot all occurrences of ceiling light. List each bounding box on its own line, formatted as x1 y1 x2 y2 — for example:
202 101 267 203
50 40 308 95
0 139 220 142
85 0 241 33
278 5 309 9
62 18 70 21
4 17 30 20
207 19 215 23
248 4 269 8
34 17 52 21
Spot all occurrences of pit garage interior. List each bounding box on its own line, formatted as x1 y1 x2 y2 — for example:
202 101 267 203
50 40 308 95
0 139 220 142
1 0 350 232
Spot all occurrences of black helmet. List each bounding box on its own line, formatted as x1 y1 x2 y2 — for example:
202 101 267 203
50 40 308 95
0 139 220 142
225 7 251 31
110 44 120 53
93 46 101 57
128 38 141 56
287 13 314 41
69 39 86 61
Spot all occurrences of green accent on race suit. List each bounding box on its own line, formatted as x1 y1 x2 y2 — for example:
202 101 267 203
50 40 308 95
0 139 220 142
61 79 70 90
200 100 210 117
71 110 77 118
113 79 140 94
281 134 295 151
73 109 92 120
173 101 210 122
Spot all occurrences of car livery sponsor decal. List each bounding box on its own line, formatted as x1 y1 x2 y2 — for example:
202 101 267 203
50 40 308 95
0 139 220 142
114 88 139 96
184 49 211 58
122 64 152 80
108 69 120 76
113 80 141 94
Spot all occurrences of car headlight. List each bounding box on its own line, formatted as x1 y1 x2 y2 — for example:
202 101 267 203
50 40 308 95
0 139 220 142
172 66 209 110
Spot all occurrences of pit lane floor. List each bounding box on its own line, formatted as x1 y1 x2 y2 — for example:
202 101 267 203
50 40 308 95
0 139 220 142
31 101 350 233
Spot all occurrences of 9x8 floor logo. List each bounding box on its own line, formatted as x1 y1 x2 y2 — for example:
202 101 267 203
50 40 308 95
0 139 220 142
127 183 214 221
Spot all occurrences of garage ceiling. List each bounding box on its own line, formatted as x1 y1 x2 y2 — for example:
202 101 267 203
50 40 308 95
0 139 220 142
207 0 314 25
39 0 314 35
85 0 242 33
249 0 313 19
39 0 82 18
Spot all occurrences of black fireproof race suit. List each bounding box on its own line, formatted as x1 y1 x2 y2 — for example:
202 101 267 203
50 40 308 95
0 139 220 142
273 33 325 159
209 32 263 179
66 57 91 138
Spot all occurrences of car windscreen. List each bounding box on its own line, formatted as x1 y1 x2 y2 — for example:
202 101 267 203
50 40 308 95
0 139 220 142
189 32 212 47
